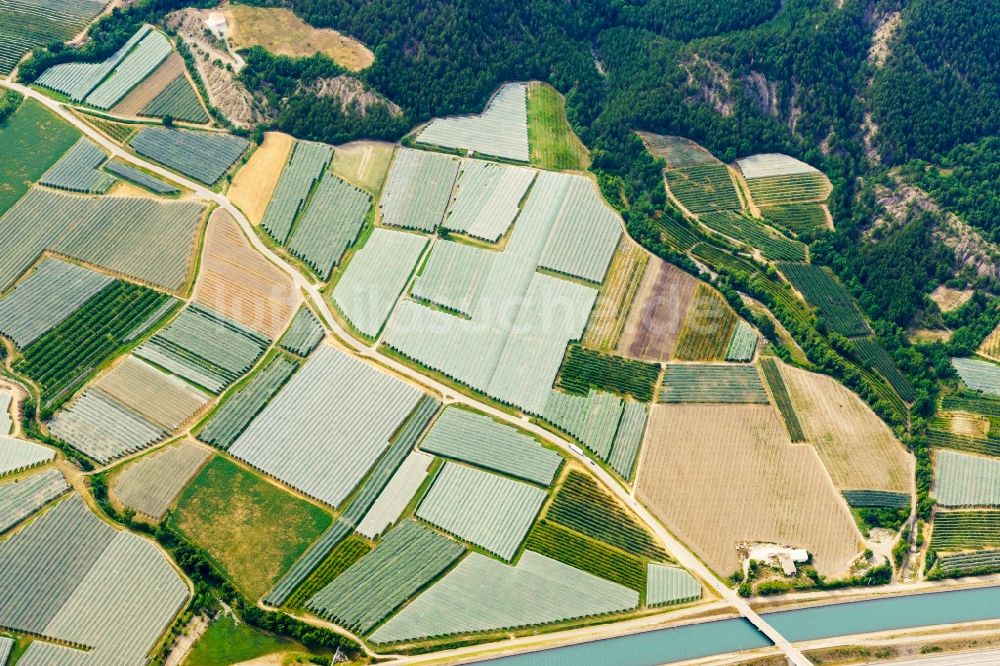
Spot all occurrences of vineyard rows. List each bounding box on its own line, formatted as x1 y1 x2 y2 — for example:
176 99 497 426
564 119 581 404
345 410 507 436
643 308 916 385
841 490 911 509
265 395 439 606
558 345 660 402
49 389 165 462
657 216 701 250
333 228 428 338
926 429 1000 458
111 440 210 520
130 126 249 184
444 160 535 241
526 519 646 591
94 355 209 430
777 262 869 337
698 210 806 261
286 535 372 609
371 551 637 644
85 30 171 110
287 172 371 279
0 187 204 292
942 391 1000 419
417 462 547 561
419 407 562 486
0 435 54 477
542 389 623 459
932 510 1000 551
0 257 112 349
935 450 1000 507
140 74 208 123
852 336 916 401
725 321 758 362
262 140 333 243
745 173 831 206
307 519 465 634
0 494 188 664
410 239 494 316
0 0 106 75
659 364 769 404
104 159 178 194
938 549 1000 574
229 344 423 508
760 358 805 441
761 203 828 236
417 83 530 162
280 307 325 357
583 239 647 351
664 164 741 213
198 354 298 449
136 305 268 394
548 471 667 560
646 564 701 607
380 148 459 232
0 468 68 533
36 26 152 102
607 401 648 480
15 279 171 406
356 450 434 539
951 357 1000 397
38 138 116 194
672 284 738 361
536 177 622 283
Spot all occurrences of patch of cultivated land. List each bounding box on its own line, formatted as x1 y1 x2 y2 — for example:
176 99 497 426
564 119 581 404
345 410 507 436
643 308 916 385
229 132 294 225
526 82 589 170
225 4 374 72
979 322 1000 362
0 99 80 215
637 403 863 577
193 208 299 339
331 140 395 194
780 362 913 494
617 258 698 361
583 237 648 351
169 456 332 600
929 285 974 313
111 51 186 117
184 614 304 666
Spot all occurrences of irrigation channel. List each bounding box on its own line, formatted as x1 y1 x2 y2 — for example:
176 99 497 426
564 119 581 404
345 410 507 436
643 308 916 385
476 585 1000 666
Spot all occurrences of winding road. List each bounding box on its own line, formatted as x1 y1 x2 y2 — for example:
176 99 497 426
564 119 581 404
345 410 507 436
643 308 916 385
2 78 812 666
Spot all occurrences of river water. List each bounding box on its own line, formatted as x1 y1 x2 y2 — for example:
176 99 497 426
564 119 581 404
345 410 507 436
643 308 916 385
479 585 1000 666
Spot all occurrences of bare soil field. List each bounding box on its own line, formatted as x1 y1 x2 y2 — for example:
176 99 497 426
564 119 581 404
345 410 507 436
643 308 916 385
111 52 186 117
617 258 699 361
930 285 974 313
637 403 863 577
979 323 1000 361
583 237 648 351
942 411 991 439
225 4 374 72
330 140 395 194
193 209 300 338
229 132 294 225
780 362 913 493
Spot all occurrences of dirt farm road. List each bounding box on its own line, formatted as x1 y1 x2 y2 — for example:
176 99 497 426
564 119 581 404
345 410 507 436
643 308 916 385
4 79 812 666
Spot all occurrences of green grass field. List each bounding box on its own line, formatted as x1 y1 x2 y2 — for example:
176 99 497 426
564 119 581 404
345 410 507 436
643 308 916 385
169 456 332 600
184 615 304 666
527 82 589 171
0 98 80 215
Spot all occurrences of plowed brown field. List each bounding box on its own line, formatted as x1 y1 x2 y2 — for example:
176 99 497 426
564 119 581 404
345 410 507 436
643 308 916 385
617 258 698 361
193 209 299 338
637 403 863 577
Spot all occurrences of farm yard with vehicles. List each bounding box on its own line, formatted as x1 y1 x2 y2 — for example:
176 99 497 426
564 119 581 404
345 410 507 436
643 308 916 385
0 1 998 665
